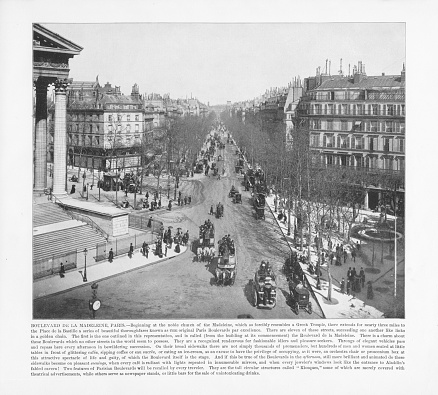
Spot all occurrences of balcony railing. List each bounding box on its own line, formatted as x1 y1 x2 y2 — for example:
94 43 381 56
299 109 405 117
302 92 405 102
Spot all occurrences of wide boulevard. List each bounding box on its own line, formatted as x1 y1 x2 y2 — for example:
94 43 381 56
34 138 323 319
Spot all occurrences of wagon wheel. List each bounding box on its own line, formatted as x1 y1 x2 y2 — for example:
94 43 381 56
271 296 277 309
307 302 313 314
294 301 299 315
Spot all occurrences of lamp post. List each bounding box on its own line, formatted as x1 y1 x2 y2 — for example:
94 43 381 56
174 176 177 200
98 168 101 202
284 177 291 236
82 170 86 196
86 183 89 200
83 248 88 282
167 175 170 199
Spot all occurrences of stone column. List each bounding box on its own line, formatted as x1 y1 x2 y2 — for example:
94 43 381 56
34 79 49 192
52 79 70 197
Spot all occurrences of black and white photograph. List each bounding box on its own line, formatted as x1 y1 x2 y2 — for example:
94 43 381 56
1 1 438 393
31 22 405 320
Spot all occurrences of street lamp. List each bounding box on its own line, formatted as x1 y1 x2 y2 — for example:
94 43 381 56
167 175 170 199
83 248 88 282
82 170 86 196
284 177 291 236
86 183 89 200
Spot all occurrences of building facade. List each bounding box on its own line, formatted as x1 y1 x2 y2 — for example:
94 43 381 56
297 62 405 209
49 79 150 174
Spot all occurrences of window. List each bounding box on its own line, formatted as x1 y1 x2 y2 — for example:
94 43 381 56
338 104 342 115
355 137 364 150
310 135 320 147
96 125 99 133
369 121 378 132
108 115 113 122
108 125 113 133
76 124 79 132
313 119 321 130
326 120 334 130
338 135 349 149
400 123 405 134
385 121 393 133
87 135 92 146
328 104 334 115
401 105 405 116
341 120 348 131
326 135 334 147
89 124 93 133
383 157 393 171
315 104 322 115
135 124 139 132
117 114 122 122
372 104 379 115
394 122 401 134
387 105 394 116
68 134 72 145
396 158 405 172
395 139 405 152
327 154 334 165
342 104 349 115
127 115 131 122
95 136 100 146
127 124 131 132
135 115 139 121
117 124 122 133
383 138 391 152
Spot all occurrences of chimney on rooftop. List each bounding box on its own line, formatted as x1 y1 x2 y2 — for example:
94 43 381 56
353 61 366 83
401 63 405 82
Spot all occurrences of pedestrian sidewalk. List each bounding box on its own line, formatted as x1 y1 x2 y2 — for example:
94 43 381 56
33 245 187 300
265 195 384 319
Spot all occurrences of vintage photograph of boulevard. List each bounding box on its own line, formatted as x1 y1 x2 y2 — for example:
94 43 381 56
32 23 405 320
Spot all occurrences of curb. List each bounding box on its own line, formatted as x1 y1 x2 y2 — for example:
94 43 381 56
33 248 188 301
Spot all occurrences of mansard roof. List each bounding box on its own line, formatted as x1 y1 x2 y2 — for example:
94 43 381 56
315 74 404 90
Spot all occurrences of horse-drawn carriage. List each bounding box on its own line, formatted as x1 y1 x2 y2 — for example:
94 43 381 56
215 203 224 219
233 192 242 204
215 236 237 286
199 221 215 248
229 186 238 198
252 262 277 308
288 281 312 315
253 193 266 220
194 162 204 174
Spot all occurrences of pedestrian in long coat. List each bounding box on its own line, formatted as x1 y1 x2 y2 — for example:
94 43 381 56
210 205 214 215
346 279 351 295
343 249 348 263
360 268 365 288
347 267 352 281
129 243 134 258
142 241 147 256
351 248 357 262
329 251 334 265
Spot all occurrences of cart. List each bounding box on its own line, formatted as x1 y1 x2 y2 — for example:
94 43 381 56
253 267 277 309
288 281 312 315
233 193 242 204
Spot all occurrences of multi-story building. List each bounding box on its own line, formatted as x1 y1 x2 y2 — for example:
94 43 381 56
296 62 405 209
48 78 152 174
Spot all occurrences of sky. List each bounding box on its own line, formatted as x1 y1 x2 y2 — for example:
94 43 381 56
43 23 405 105
46 23 405 105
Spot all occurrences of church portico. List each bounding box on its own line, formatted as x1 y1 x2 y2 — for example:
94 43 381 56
33 24 82 195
